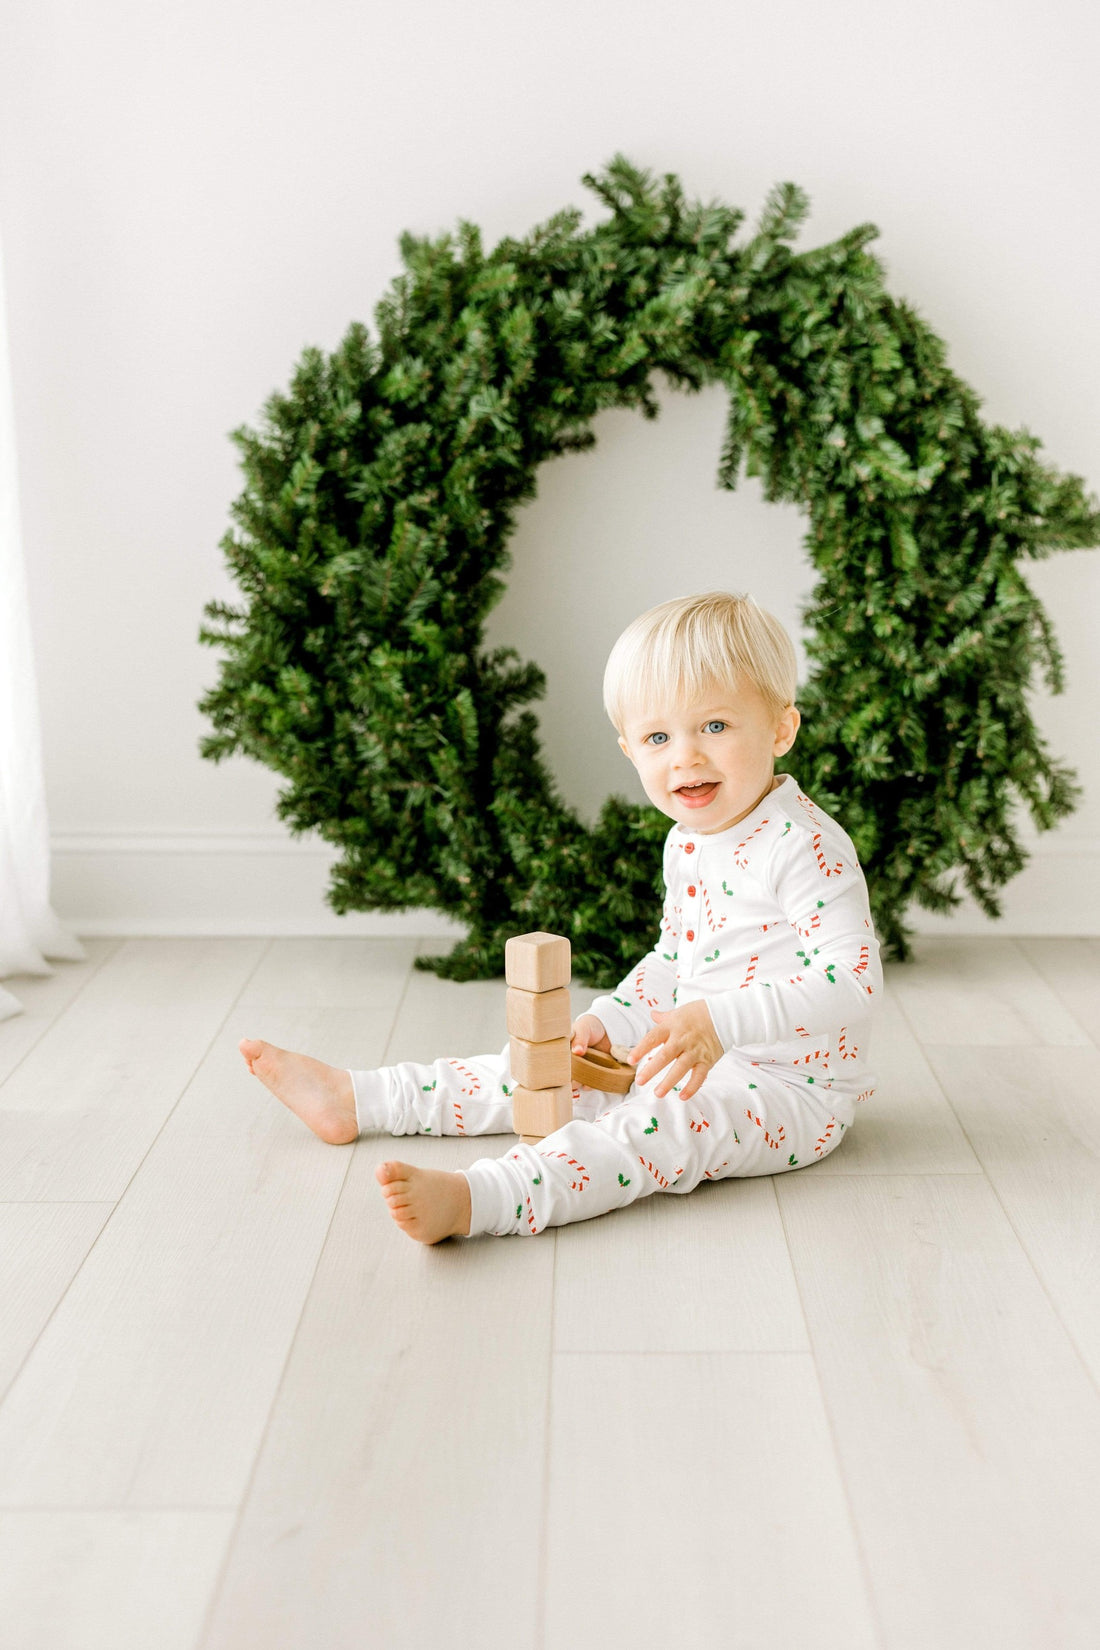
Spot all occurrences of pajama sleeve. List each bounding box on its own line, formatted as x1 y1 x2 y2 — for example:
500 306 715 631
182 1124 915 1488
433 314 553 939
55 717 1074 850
584 840 681 1049
704 831 882 1052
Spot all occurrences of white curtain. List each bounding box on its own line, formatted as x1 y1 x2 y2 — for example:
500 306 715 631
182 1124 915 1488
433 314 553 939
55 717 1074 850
1 234 83 1021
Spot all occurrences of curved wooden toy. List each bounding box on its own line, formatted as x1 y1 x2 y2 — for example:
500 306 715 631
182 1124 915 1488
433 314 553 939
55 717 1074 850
571 1047 636 1094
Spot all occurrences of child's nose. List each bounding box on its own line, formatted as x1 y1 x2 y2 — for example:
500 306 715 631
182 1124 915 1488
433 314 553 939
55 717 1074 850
672 735 704 764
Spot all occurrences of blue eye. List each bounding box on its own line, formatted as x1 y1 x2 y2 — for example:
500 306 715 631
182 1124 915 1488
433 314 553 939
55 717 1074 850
704 720 727 734
647 731 669 746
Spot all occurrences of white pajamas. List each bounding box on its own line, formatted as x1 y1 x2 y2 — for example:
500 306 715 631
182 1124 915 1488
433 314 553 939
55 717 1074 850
351 772 884 1237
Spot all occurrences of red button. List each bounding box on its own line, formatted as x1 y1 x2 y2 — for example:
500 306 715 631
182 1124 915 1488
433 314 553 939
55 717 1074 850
684 843 695 854
686 930 695 941
687 885 696 896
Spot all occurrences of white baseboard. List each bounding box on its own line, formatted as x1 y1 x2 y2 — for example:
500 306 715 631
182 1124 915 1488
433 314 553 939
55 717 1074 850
50 831 467 938
50 828 1100 938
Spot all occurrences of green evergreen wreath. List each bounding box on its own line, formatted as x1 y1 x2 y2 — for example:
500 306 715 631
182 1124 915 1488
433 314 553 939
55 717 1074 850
199 156 1100 985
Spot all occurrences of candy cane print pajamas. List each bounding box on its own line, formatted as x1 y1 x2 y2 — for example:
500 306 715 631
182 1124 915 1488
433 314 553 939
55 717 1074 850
349 772 884 1237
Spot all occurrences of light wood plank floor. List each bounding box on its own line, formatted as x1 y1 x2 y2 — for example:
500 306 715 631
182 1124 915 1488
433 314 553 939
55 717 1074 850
1 935 1098 1650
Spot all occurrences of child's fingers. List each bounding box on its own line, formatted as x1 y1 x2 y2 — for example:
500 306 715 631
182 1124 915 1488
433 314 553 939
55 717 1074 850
649 1047 711 1097
654 1054 696 1098
571 1015 611 1055
571 1015 592 1050
628 1028 665 1064
679 1066 707 1101
636 1044 677 1085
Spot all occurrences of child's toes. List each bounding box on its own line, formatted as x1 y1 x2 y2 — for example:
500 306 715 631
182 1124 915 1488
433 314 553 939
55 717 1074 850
376 1162 414 1208
239 1037 264 1069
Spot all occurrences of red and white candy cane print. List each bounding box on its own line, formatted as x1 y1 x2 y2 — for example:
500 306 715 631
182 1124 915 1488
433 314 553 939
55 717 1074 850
792 903 823 937
813 1116 840 1157
444 1058 484 1132
852 944 873 992
638 1155 671 1189
789 1043 830 1077
536 1149 590 1193
811 833 844 877
746 1108 786 1150
701 881 728 933
509 1150 545 1235
738 953 759 989
731 819 771 870
794 790 827 829
838 1025 859 1061
633 959 662 1008
445 1059 482 1097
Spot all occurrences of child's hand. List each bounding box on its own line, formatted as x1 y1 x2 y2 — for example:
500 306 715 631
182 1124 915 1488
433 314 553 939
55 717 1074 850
571 1015 612 1056
628 1001 724 1100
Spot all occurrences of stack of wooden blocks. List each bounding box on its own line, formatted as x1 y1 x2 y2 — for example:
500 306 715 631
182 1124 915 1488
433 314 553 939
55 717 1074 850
505 931 574 1145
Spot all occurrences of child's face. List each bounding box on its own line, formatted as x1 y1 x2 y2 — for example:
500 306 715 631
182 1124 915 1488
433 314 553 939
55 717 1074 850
617 675 801 834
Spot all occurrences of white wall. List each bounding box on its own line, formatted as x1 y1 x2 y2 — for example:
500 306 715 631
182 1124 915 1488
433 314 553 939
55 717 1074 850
2 0 1098 937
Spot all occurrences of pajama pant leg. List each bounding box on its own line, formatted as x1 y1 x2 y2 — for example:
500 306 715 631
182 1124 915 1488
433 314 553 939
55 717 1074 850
349 1042 524 1139
350 1043 852 1238
462 1051 854 1237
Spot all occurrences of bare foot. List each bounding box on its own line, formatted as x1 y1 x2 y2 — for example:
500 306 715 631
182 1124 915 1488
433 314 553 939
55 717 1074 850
375 1160 472 1244
239 1038 358 1145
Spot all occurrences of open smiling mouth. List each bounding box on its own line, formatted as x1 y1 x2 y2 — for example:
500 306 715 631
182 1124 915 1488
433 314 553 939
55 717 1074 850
674 782 719 806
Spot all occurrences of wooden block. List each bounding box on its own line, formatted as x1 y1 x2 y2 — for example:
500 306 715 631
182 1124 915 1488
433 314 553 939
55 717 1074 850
504 933 571 994
510 1035 571 1090
512 1083 573 1142
506 986 571 1043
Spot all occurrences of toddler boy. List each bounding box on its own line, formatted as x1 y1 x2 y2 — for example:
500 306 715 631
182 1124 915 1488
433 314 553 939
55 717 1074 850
240 591 883 1242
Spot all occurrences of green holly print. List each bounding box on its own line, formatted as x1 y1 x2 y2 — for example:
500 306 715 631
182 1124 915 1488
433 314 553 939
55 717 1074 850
795 945 838 984
516 1204 523 1219
643 1117 659 1134
613 995 632 1008
618 1172 631 1187
788 1154 799 1166
781 821 792 835
662 950 677 963
533 1173 542 1185
502 1081 513 1097
722 880 734 896
421 1080 436 1092
704 948 720 963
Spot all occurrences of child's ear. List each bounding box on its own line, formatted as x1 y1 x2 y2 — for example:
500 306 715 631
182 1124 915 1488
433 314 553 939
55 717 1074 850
617 734 636 767
774 705 801 757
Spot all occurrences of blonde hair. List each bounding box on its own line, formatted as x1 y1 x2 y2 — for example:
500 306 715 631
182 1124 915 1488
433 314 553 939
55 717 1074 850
603 591 798 734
